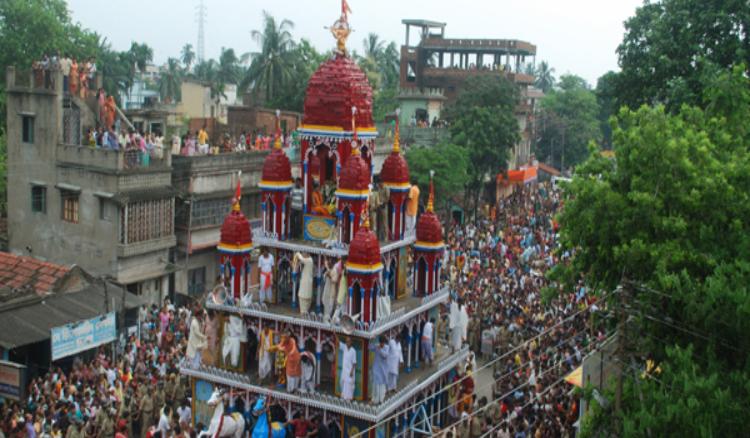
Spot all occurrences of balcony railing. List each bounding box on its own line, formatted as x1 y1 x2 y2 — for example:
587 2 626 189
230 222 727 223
57 144 171 171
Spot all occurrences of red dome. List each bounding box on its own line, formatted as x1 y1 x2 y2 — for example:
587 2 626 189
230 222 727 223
416 211 443 243
380 152 410 186
338 153 370 191
219 209 252 246
303 54 374 130
261 148 292 183
347 225 382 267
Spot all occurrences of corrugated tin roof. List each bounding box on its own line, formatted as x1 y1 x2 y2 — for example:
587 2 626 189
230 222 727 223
0 284 145 349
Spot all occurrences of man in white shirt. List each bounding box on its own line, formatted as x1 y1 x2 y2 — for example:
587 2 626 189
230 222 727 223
386 336 403 394
258 248 275 303
422 318 435 365
339 336 357 400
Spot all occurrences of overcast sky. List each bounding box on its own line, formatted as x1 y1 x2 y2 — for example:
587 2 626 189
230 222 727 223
66 0 643 86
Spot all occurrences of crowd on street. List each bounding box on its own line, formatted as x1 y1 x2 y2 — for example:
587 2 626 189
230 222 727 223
0 302 195 438
436 183 608 437
0 180 602 437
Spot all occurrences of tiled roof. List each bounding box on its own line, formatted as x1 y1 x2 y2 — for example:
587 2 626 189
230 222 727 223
0 252 71 295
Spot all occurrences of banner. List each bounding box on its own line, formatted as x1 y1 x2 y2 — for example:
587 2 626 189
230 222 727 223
0 361 26 401
51 312 116 361
192 379 215 428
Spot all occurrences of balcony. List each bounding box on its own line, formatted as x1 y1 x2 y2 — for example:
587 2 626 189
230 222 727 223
117 235 176 257
57 144 171 172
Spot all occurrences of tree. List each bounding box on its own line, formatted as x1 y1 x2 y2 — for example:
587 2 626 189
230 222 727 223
535 74 601 170
405 142 470 208
265 39 325 112
158 58 182 103
558 69 750 436
242 11 296 104
357 34 400 121
444 75 520 216
595 71 618 148
181 43 195 72
533 60 555 93
192 59 225 101
217 47 240 85
615 0 750 111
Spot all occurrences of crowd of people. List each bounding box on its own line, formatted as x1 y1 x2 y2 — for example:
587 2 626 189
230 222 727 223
435 183 608 437
174 129 293 157
0 301 196 438
32 53 97 97
0 179 602 437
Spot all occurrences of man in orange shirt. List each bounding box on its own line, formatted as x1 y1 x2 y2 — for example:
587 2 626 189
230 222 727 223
405 181 420 232
275 332 301 393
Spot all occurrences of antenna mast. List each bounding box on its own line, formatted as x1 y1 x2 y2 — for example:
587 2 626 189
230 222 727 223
196 0 207 63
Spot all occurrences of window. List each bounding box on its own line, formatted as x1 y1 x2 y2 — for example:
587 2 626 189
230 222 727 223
191 198 230 227
22 116 34 143
119 198 174 244
188 267 206 296
31 186 46 213
99 199 113 221
61 191 79 223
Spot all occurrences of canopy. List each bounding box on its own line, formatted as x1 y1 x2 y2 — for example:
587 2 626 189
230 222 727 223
564 365 583 387
497 166 538 185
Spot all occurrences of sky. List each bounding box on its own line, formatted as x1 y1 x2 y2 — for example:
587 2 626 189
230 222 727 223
66 0 644 86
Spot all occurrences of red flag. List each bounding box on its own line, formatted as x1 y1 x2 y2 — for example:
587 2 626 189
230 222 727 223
234 174 242 203
342 0 352 16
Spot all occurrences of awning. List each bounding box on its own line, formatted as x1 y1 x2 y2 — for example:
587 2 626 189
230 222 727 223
0 285 145 350
564 366 583 387
55 183 81 192
497 166 538 185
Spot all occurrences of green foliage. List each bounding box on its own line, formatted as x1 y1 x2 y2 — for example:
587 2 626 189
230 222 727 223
242 11 296 105
615 0 750 111
158 58 182 103
180 43 195 72
535 74 601 169
405 142 469 206
265 39 325 112
444 74 520 214
559 68 750 434
357 34 400 121
533 60 555 93
595 71 618 148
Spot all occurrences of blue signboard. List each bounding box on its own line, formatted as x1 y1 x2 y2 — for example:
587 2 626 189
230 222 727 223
51 312 117 361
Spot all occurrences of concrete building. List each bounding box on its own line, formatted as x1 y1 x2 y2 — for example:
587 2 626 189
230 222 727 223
398 19 541 168
171 152 266 301
177 80 241 124
5 66 175 304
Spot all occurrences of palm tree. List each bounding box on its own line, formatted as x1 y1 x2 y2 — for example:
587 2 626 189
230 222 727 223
159 58 182 103
535 61 556 93
181 44 195 72
363 33 385 61
193 59 225 101
241 11 296 103
218 47 240 85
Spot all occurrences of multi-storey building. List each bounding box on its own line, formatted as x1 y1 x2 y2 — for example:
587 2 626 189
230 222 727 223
5 67 175 303
398 19 541 167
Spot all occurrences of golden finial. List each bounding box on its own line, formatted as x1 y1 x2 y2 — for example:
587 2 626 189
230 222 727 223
393 108 401 153
232 171 242 212
427 170 435 212
274 109 282 149
330 0 352 56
